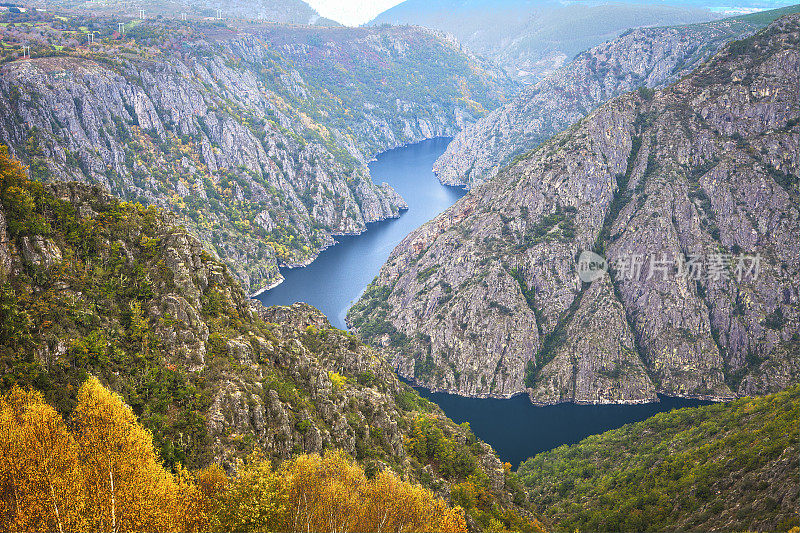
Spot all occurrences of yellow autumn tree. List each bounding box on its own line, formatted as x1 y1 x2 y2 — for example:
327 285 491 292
281 450 467 533
71 376 181 532
214 449 468 533
359 468 468 532
283 450 365 533
0 387 85 532
212 454 289 532
175 464 228 533
0 380 212 533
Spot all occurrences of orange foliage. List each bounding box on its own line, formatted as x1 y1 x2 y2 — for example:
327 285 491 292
0 379 469 533
0 379 200 532
0 387 83 532
215 450 468 533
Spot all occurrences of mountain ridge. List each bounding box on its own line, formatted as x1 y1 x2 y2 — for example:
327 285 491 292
370 0 723 83
434 4 800 190
25 0 339 26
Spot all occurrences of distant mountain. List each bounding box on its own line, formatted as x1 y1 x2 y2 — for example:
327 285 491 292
435 5 800 189
32 0 339 25
370 0 798 82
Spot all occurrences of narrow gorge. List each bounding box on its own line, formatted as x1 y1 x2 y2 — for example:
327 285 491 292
349 15 799 405
0 15 513 293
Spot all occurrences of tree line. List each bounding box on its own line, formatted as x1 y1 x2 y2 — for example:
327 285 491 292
0 377 467 532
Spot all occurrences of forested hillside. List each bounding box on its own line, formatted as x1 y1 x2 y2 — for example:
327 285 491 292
0 147 540 532
518 388 799 532
0 8 512 293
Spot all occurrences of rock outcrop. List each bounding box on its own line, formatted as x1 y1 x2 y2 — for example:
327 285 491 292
349 16 800 405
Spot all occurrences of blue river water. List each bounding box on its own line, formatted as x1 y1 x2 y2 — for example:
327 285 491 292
413 388 712 468
257 137 465 329
258 137 713 467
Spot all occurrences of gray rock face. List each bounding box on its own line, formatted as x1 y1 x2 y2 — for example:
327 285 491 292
349 16 800 404
207 303 414 464
0 23 511 294
433 16 778 190
530 276 658 404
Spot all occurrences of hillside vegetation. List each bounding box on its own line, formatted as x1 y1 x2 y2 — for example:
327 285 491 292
41 0 336 25
0 147 540 532
0 378 467 532
518 387 799 532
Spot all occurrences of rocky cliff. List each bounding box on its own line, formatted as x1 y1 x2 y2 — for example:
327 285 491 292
348 16 799 405
0 151 540 532
434 7 799 189
0 10 513 294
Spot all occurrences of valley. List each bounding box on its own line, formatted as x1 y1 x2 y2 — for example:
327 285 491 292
413 387 712 469
0 1 797 531
349 14 799 406
258 135 715 471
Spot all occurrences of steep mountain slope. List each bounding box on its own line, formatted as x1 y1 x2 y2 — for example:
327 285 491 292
348 16 799 404
370 0 719 83
0 149 540 532
435 6 800 189
518 387 799 532
0 10 512 293
493 3 722 83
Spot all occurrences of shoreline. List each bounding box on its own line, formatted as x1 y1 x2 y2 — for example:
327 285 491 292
248 211 408 299
249 136 456 300
401 374 734 406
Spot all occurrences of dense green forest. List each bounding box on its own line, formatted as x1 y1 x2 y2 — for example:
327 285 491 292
518 388 799 532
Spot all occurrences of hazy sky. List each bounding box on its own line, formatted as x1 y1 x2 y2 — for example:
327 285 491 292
305 0 405 26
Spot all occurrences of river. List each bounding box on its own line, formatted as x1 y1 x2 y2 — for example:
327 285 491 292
258 137 713 468
258 137 465 329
